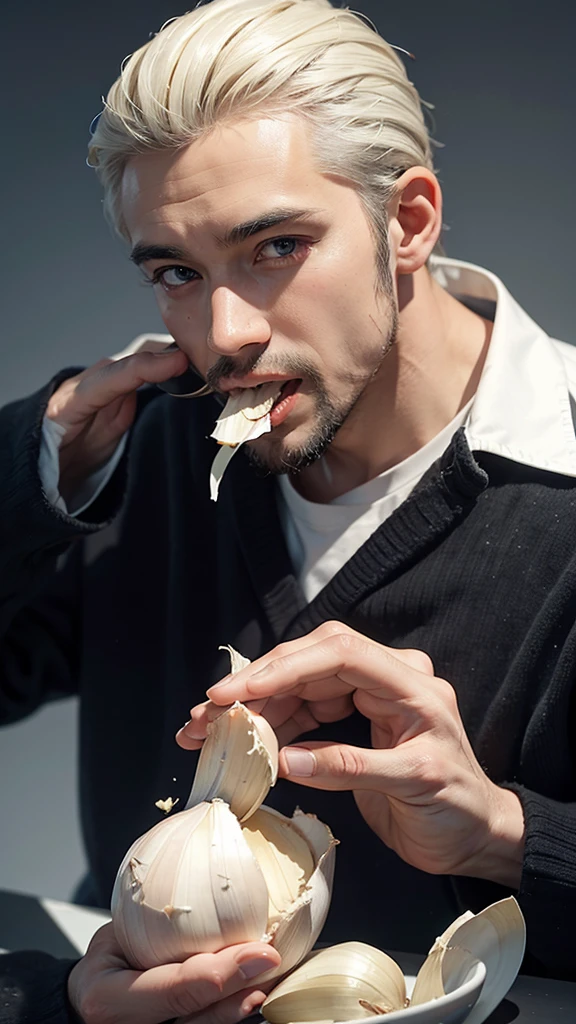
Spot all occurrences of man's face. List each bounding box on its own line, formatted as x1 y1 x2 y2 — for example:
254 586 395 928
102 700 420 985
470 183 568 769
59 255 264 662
121 116 398 473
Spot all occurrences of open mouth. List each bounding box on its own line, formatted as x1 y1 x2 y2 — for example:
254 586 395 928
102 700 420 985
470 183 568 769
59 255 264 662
269 379 302 427
271 378 301 407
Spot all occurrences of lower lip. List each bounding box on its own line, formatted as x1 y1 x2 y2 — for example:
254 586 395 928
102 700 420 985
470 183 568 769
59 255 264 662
269 380 301 428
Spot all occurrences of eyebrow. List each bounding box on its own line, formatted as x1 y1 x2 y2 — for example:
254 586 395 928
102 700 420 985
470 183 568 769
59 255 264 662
129 207 322 266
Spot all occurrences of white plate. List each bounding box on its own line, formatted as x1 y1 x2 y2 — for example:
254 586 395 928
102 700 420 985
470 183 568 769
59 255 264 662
334 960 487 1024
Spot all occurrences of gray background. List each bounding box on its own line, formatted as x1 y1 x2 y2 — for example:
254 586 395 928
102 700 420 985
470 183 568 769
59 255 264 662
1 0 574 901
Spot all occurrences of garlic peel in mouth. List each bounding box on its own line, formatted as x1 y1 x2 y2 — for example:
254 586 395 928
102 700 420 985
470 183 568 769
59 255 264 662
209 384 281 501
210 413 271 501
211 383 281 443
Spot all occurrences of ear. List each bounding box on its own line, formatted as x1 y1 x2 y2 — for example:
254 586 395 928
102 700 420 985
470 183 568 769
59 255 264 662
388 168 443 275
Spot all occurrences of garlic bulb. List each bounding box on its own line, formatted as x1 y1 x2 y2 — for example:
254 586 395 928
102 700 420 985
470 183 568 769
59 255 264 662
111 648 336 973
210 383 280 500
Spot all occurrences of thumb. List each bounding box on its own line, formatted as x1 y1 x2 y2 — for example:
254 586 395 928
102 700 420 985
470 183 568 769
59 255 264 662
279 740 388 791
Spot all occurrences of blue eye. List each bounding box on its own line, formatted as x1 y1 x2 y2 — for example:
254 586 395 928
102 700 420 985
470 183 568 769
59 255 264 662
157 266 198 288
259 238 298 259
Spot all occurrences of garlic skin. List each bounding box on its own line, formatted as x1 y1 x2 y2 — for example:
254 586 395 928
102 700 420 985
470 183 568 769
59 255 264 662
211 384 281 444
111 648 336 974
187 702 278 822
210 384 280 500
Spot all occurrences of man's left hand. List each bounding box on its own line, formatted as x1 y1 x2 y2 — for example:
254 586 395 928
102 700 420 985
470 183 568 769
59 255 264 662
177 622 525 887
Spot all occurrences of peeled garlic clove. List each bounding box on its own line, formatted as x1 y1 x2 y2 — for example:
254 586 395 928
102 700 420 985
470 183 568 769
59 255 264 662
211 383 281 443
111 799 269 969
210 413 271 501
187 702 278 821
262 942 407 1024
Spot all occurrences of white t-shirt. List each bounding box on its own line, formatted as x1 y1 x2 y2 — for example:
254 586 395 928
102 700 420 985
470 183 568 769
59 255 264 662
277 402 472 603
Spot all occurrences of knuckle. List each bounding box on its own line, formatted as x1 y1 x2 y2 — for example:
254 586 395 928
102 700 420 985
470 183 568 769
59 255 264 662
325 629 363 657
172 963 226 1016
316 620 348 638
77 987 114 1024
435 676 459 711
274 641 294 659
404 648 435 675
335 744 365 778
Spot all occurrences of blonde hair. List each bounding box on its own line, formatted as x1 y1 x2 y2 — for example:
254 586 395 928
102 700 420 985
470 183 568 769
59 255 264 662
89 0 435 283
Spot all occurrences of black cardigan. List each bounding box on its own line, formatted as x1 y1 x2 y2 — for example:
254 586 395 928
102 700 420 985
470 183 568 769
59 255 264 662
1 375 576 1022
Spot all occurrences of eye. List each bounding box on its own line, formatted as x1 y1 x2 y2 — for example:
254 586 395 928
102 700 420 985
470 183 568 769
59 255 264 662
256 237 309 263
152 266 199 290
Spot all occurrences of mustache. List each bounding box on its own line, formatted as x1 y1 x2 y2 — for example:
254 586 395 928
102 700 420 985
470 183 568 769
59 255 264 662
205 352 325 392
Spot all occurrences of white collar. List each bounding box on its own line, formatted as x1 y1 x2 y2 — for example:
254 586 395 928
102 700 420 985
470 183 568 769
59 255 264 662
430 255 576 478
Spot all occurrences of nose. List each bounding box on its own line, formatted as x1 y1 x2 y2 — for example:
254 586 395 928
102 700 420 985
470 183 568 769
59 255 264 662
207 286 271 355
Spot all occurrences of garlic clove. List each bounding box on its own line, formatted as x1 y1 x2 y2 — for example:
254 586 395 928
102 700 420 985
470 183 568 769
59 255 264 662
111 799 270 969
210 413 271 501
261 942 407 1024
260 808 338 980
242 808 315 928
186 702 278 822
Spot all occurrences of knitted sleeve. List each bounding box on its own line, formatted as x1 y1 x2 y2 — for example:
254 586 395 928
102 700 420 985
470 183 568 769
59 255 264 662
0 373 127 724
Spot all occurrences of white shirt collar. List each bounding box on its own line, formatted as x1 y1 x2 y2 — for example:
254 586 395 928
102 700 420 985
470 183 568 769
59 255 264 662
430 255 576 478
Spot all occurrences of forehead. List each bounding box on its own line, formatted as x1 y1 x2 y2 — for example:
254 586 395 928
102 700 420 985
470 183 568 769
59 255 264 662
121 117 334 241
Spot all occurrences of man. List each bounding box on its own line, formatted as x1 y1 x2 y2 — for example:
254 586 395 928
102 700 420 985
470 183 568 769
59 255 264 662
1 0 575 1020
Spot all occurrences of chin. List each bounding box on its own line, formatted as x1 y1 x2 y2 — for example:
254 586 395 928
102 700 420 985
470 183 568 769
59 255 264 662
247 419 340 476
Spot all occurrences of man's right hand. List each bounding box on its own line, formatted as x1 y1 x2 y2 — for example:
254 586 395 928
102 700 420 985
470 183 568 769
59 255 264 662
45 348 189 503
67 922 281 1024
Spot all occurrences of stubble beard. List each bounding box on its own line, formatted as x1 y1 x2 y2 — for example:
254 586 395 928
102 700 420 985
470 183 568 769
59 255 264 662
247 303 399 477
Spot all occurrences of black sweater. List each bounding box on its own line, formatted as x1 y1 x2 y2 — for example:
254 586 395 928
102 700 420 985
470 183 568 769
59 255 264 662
1 375 576 1021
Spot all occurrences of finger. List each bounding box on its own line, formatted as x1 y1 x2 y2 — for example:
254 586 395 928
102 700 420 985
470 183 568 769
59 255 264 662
206 623 352 704
48 349 189 427
175 986 268 1024
277 740 400 792
392 648 435 675
176 701 233 749
177 695 305 749
306 694 356 723
85 935 281 1024
207 628 428 705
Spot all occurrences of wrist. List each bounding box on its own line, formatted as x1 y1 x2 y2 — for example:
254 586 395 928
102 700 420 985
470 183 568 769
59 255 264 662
459 786 526 887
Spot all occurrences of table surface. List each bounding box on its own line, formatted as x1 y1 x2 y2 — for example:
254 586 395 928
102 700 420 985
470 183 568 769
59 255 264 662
0 888 575 1023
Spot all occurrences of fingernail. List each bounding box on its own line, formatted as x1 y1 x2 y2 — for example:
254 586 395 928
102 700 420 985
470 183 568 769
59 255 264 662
238 956 275 980
282 747 316 777
206 674 232 696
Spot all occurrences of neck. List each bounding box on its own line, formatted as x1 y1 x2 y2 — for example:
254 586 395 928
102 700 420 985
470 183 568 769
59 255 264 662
294 266 492 503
